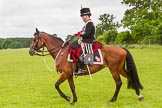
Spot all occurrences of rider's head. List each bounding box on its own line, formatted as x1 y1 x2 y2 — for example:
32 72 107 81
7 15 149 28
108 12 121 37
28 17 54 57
80 8 91 23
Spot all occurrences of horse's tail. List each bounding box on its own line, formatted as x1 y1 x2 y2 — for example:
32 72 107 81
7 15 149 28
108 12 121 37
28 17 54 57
124 48 143 90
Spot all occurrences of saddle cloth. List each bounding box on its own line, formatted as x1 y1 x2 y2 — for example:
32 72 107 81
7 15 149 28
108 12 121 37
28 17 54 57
67 41 103 65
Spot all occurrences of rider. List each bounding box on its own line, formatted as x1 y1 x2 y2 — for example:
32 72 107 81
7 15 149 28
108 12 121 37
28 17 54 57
70 7 95 75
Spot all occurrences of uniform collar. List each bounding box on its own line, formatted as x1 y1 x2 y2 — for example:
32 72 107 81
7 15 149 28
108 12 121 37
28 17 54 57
85 19 91 25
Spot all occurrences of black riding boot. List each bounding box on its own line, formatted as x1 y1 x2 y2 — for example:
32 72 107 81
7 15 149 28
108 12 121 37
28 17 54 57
74 56 85 76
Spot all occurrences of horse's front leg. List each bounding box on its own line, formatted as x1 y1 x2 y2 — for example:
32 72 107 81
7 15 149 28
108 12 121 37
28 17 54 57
55 73 70 102
68 76 77 105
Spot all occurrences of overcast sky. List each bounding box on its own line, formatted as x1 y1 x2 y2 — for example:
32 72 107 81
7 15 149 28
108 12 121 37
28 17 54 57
0 0 128 39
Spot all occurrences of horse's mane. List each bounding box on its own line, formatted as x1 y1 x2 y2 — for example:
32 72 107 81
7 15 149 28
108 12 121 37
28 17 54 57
34 32 64 42
44 32 64 42
52 35 64 43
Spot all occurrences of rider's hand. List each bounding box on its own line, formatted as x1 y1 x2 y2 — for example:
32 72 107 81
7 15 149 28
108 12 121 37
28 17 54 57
77 32 81 37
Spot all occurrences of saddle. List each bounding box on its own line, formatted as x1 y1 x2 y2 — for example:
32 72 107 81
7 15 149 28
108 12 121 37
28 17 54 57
67 41 103 65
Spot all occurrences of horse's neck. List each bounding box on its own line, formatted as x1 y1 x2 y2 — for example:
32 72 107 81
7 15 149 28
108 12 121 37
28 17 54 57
44 36 63 59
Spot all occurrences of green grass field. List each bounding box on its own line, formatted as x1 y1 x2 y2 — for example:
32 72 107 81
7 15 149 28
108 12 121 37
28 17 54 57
0 46 162 108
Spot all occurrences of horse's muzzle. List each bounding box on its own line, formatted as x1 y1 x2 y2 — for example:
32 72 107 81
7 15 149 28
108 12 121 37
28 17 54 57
29 49 35 56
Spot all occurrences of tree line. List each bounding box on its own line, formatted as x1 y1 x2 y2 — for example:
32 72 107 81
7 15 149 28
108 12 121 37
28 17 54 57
0 38 32 49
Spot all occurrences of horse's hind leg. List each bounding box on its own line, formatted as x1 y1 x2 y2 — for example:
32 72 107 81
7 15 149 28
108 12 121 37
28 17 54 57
109 70 122 103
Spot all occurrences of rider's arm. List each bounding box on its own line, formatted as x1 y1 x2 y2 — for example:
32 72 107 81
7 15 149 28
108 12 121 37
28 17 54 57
80 22 95 38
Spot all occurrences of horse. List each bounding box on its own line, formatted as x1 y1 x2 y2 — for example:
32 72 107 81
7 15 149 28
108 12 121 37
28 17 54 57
29 28 144 105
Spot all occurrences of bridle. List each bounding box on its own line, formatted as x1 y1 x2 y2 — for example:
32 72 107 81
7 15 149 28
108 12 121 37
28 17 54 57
31 32 50 56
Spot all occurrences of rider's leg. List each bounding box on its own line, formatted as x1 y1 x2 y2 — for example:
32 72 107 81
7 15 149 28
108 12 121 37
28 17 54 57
74 56 85 75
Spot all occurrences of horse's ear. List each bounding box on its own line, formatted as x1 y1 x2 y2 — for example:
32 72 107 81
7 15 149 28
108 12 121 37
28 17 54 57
36 28 39 33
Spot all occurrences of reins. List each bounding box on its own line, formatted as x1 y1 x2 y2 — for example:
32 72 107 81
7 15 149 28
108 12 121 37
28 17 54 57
42 56 55 72
32 47 55 71
33 42 68 72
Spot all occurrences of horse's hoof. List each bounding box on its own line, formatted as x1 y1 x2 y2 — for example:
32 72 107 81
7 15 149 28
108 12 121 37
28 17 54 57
108 98 116 104
70 102 75 105
108 100 115 104
139 96 144 101
108 101 113 104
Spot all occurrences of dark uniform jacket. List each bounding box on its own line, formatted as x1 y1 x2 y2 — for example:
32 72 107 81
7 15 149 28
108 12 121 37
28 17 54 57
80 21 95 43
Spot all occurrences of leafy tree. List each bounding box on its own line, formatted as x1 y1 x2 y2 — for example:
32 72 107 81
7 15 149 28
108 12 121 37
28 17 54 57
156 23 162 45
96 13 121 38
131 19 154 43
101 30 118 44
115 30 132 44
96 35 106 44
121 0 162 43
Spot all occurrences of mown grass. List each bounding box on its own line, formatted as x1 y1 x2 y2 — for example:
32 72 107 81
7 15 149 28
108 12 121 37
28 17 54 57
0 46 162 108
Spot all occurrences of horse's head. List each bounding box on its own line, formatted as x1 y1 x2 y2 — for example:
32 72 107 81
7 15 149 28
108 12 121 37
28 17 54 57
29 28 45 56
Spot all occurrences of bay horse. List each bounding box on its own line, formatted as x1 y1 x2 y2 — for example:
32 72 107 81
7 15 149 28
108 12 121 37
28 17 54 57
29 28 144 105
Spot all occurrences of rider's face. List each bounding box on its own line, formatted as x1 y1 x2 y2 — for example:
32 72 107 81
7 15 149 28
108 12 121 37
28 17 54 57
81 15 89 23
